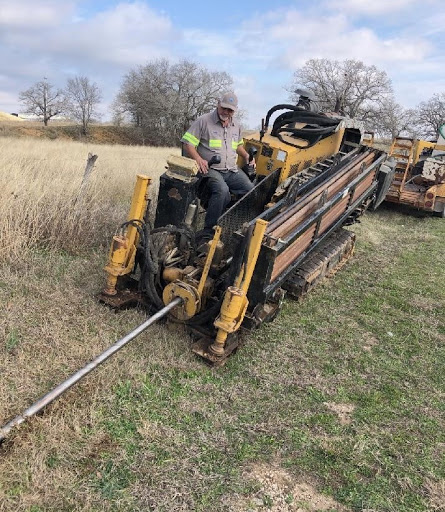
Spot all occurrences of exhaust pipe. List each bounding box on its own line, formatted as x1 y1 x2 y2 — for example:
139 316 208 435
0 297 183 443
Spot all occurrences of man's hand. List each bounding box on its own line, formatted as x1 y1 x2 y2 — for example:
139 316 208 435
197 156 209 174
238 147 256 170
183 143 209 174
246 155 256 170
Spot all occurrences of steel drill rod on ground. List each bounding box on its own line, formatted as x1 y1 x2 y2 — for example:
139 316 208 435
0 297 183 442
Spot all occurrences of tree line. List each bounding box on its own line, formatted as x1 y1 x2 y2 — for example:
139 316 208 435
18 58 444 143
19 77 101 135
289 58 444 140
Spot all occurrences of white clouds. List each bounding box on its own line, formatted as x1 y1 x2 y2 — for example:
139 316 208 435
7 2 175 67
182 29 239 59
230 5 440 122
257 10 431 67
422 10 445 37
325 0 435 16
0 89 19 106
0 1 76 28
87 2 173 46
0 1 177 116
1 1 176 85
57 3 174 67
0 0 443 125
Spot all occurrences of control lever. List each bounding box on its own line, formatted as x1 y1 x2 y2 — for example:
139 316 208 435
242 147 258 181
208 155 221 167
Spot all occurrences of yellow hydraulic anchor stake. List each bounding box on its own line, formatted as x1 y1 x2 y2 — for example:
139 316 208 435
103 174 151 295
210 218 268 357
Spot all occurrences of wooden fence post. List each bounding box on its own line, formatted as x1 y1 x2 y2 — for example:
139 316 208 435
74 153 98 211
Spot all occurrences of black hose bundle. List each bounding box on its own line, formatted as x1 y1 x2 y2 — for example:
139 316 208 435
151 224 196 256
115 218 162 307
139 222 197 310
141 220 164 309
261 104 341 149
118 219 145 244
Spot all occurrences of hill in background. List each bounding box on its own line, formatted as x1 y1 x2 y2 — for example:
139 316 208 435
0 111 24 122
0 113 387 149
0 114 156 146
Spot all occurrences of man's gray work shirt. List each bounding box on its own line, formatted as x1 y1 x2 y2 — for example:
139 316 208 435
181 109 243 171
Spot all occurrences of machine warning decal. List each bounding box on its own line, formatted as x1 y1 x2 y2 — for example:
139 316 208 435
276 150 287 162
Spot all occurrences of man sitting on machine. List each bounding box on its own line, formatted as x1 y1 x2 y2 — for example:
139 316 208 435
181 91 255 244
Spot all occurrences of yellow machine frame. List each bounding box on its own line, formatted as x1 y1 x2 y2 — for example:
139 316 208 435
102 109 387 365
243 127 347 184
105 175 269 360
385 137 445 214
103 174 151 295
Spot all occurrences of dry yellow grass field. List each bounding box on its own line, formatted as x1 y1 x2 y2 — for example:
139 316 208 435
0 136 179 261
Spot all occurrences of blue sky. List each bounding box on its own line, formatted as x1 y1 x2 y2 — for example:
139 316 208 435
0 0 444 128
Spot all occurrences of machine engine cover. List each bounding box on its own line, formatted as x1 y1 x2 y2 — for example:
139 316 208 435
154 172 199 228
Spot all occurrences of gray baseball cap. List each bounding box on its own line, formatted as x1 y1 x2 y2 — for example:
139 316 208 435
219 91 238 111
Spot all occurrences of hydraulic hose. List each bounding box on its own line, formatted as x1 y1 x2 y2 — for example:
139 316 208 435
260 104 341 149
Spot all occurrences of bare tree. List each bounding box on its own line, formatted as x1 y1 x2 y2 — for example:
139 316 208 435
18 78 65 125
412 93 445 139
65 76 102 135
364 97 415 139
289 59 392 120
113 59 233 145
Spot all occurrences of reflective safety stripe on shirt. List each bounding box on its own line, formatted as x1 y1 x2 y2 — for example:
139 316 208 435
183 132 200 147
180 109 243 170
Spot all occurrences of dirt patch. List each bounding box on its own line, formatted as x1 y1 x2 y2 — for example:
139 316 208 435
323 402 355 425
410 295 438 312
424 478 445 511
362 334 379 352
229 463 348 511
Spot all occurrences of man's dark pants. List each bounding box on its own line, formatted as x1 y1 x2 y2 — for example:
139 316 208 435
203 168 254 232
